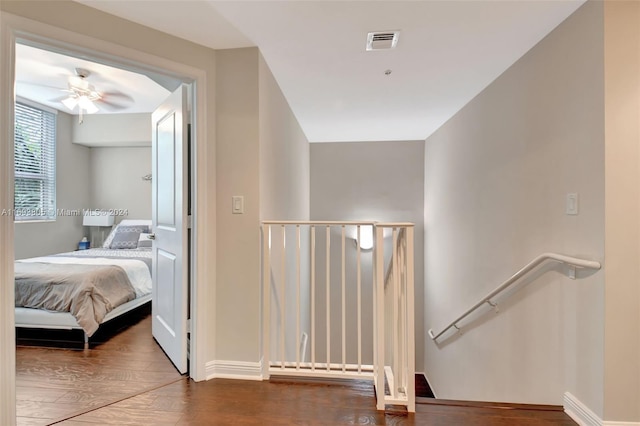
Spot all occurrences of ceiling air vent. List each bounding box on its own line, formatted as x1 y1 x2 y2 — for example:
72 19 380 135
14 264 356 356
366 31 400 51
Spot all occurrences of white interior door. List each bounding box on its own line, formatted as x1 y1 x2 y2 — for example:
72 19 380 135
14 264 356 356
151 85 188 374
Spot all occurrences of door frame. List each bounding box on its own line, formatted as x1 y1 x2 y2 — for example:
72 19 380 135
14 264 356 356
0 12 213 424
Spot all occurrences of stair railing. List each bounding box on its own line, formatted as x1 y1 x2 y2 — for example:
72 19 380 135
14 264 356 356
427 253 601 341
374 224 415 412
261 220 415 413
261 221 377 380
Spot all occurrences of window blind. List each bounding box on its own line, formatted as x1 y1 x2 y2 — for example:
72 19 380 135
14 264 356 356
14 102 56 221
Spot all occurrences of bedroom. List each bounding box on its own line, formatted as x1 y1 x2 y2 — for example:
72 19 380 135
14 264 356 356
13 42 192 379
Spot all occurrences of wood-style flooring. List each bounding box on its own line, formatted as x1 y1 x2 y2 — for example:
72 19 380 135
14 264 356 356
16 305 183 425
16 308 577 425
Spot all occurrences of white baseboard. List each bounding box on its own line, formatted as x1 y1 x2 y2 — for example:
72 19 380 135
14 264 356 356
206 360 264 381
564 392 601 426
564 392 640 426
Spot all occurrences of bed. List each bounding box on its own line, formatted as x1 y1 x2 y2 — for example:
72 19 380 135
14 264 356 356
14 220 153 347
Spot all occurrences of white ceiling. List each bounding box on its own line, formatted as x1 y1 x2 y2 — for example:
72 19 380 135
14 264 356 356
16 44 170 115
72 0 585 142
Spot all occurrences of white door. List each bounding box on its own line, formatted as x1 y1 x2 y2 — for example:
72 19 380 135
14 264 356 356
151 85 188 374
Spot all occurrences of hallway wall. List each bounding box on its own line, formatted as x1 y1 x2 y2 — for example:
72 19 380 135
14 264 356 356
423 1 604 410
603 0 640 421
215 48 261 363
215 48 311 365
311 140 425 371
258 52 311 363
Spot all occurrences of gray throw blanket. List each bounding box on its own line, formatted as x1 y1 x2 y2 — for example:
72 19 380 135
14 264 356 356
15 262 136 337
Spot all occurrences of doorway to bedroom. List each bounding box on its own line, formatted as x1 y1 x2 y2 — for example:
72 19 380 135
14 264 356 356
11 39 195 421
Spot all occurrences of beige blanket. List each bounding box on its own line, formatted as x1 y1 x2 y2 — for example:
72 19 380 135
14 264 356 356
15 262 136 337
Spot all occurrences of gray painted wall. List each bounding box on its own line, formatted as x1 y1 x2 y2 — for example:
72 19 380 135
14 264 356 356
89 146 152 222
424 1 604 410
215 48 262 363
310 140 425 371
72 113 152 147
15 111 91 258
258 53 310 222
215 48 311 364
259 52 311 363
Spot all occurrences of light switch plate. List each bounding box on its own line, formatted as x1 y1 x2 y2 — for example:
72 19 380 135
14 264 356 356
232 196 244 214
566 193 578 215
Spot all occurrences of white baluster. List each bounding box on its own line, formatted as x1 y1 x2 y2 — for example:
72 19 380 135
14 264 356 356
326 225 331 371
281 225 286 369
311 226 316 371
341 225 346 373
296 225 301 370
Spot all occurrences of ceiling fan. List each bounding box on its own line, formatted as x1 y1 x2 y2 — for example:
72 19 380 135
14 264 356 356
57 68 133 123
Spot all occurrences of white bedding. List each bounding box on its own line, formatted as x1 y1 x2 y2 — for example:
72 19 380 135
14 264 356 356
18 254 152 297
65 248 153 260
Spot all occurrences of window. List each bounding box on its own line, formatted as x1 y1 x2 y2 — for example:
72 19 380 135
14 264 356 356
14 101 56 221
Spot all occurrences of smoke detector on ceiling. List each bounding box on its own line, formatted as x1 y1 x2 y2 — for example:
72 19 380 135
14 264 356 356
366 31 400 51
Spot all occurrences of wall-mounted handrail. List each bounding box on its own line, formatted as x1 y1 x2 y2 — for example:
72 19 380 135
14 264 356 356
428 253 601 341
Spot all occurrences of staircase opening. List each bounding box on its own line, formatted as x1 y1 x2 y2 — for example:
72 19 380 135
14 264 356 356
261 221 416 412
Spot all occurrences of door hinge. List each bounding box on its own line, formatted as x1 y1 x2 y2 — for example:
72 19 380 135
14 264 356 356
187 215 193 229
186 319 191 334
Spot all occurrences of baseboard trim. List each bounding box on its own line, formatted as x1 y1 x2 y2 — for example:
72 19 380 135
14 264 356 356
564 392 601 426
206 360 264 381
603 422 640 426
564 392 640 426
563 392 640 426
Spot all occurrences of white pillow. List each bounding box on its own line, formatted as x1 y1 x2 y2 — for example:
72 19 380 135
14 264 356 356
119 219 153 227
138 232 152 248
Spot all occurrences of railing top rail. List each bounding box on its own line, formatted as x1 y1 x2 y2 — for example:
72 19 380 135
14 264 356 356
262 220 377 226
428 252 601 341
376 222 415 228
261 220 414 227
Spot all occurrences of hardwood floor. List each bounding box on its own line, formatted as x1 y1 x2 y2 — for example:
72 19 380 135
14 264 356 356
52 378 578 426
16 305 183 426
16 310 577 425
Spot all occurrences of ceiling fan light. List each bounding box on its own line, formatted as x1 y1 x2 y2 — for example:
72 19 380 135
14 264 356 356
78 96 99 114
61 97 78 111
85 102 99 114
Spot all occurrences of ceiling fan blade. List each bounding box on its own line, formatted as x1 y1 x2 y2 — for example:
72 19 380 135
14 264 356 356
100 90 134 103
17 81 70 101
98 99 128 111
